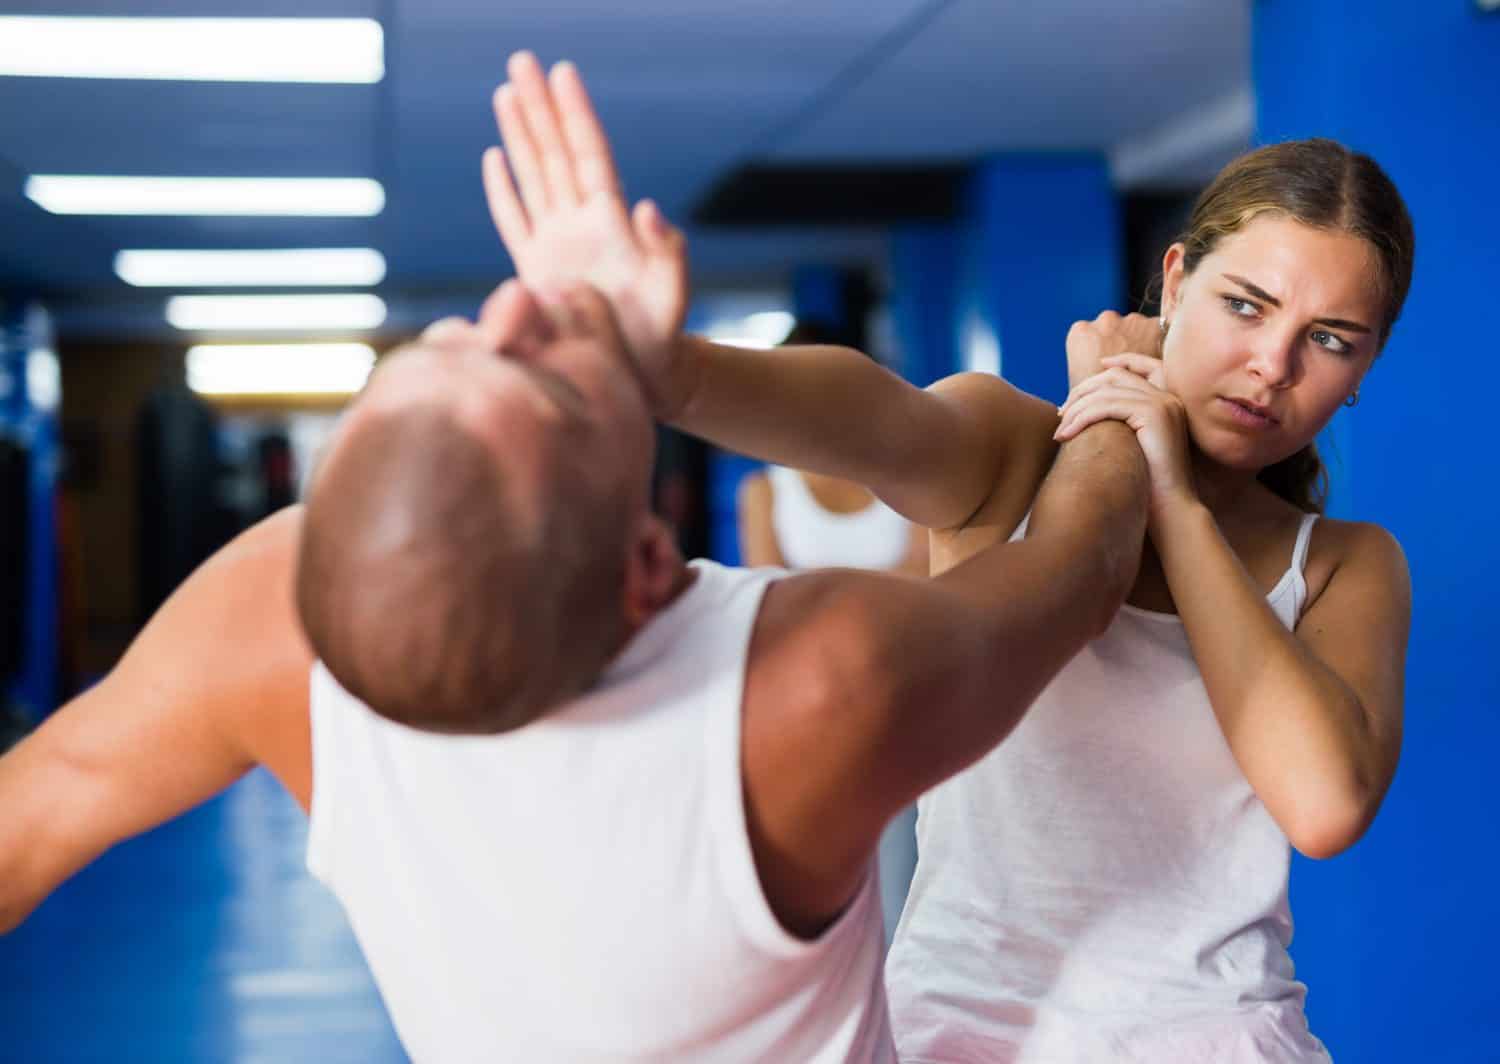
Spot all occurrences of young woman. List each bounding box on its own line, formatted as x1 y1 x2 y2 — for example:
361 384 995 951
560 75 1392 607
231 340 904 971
483 53 1412 1061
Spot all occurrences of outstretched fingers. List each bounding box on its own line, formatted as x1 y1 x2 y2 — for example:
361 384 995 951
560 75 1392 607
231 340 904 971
507 51 580 207
482 146 531 252
550 61 621 200
632 198 681 256
494 81 551 217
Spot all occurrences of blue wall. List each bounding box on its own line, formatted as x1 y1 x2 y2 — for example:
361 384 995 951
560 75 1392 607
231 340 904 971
888 156 1121 403
1256 2 1500 1058
959 156 1122 406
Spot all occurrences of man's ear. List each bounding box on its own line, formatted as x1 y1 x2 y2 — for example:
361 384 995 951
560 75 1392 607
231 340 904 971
621 515 684 629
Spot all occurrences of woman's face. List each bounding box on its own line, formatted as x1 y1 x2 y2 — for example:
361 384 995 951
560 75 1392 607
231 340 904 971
1160 212 1385 472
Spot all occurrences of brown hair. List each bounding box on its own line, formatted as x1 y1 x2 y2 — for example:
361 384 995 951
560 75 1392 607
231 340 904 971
297 404 627 734
1171 138 1415 512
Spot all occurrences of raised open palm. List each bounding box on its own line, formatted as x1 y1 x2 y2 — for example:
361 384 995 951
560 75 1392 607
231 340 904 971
484 52 689 414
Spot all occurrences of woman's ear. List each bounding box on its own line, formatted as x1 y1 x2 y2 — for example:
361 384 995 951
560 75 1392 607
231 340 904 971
1160 243 1188 322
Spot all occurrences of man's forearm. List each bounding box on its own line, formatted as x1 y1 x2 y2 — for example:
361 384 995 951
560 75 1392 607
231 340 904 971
1027 422 1149 625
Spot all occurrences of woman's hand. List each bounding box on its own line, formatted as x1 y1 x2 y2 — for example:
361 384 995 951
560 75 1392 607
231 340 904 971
1065 311 1162 389
1054 352 1197 524
483 52 691 416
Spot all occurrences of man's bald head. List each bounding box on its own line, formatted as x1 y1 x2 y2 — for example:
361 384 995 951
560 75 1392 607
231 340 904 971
297 371 629 734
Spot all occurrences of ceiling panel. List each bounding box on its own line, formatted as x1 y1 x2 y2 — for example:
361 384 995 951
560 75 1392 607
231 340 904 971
766 0 1249 161
0 0 1249 339
379 0 934 285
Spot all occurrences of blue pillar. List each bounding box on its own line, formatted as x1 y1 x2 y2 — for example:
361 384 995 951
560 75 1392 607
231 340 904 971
790 264 850 333
888 224 962 388
960 156 1121 405
1 304 60 718
1256 4 1500 1059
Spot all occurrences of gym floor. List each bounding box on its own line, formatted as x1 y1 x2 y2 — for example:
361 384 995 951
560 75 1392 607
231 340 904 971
0 768 406 1062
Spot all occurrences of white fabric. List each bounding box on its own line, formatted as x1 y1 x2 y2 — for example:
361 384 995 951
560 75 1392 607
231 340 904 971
888 513 1332 1063
768 465 911 570
307 559 895 1063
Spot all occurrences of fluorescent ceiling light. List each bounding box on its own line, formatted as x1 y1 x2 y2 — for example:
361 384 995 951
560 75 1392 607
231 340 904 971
187 344 377 397
705 310 796 350
0 17 383 83
117 249 387 288
167 294 387 332
25 176 384 217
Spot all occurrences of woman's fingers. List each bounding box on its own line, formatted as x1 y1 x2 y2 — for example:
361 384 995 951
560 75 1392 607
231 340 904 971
1054 391 1146 441
482 146 532 251
1100 352 1166 388
550 60 620 200
507 51 580 207
632 199 683 258
494 81 552 216
1058 366 1157 419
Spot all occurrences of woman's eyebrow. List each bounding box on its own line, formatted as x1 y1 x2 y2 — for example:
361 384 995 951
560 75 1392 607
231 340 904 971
1223 273 1372 333
1223 273 1283 307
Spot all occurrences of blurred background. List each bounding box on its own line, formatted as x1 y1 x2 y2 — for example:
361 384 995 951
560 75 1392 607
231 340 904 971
0 1 1495 1060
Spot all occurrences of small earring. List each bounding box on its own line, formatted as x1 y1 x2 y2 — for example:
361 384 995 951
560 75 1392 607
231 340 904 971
1159 317 1169 337
1344 390 1360 408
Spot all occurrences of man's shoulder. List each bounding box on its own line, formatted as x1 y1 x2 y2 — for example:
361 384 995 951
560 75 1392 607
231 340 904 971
746 569 883 715
201 508 315 805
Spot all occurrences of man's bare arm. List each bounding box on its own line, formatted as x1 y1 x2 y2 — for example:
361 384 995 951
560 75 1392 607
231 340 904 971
0 509 312 933
742 423 1147 936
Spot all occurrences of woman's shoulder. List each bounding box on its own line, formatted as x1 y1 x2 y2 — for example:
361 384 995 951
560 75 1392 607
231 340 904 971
1302 512 1410 615
1307 513 1406 564
926 370 1059 432
924 371 1060 538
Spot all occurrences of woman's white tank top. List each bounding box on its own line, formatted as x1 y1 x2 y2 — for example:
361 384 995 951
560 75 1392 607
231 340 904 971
306 560 894 1063
887 513 1333 1063
768 466 911 570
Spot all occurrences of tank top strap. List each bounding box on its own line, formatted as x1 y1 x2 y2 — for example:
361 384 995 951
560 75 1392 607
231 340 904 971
1280 512 1320 626
1291 512 1319 575
766 464 804 504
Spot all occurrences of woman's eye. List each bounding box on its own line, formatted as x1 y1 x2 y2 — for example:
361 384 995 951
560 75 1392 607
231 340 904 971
1311 329 1353 355
1222 295 1257 317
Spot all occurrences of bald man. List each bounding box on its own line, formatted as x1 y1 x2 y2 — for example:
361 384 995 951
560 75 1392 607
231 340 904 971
0 282 1147 1062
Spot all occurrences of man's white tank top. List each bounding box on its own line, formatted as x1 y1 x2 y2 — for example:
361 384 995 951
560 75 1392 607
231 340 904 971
768 466 911 570
887 513 1333 1063
307 559 894 1063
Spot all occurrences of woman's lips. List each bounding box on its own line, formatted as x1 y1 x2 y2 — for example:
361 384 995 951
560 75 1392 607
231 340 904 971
1218 396 1279 429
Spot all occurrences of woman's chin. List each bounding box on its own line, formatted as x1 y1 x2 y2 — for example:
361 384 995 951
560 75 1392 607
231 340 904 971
1192 428 1300 475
